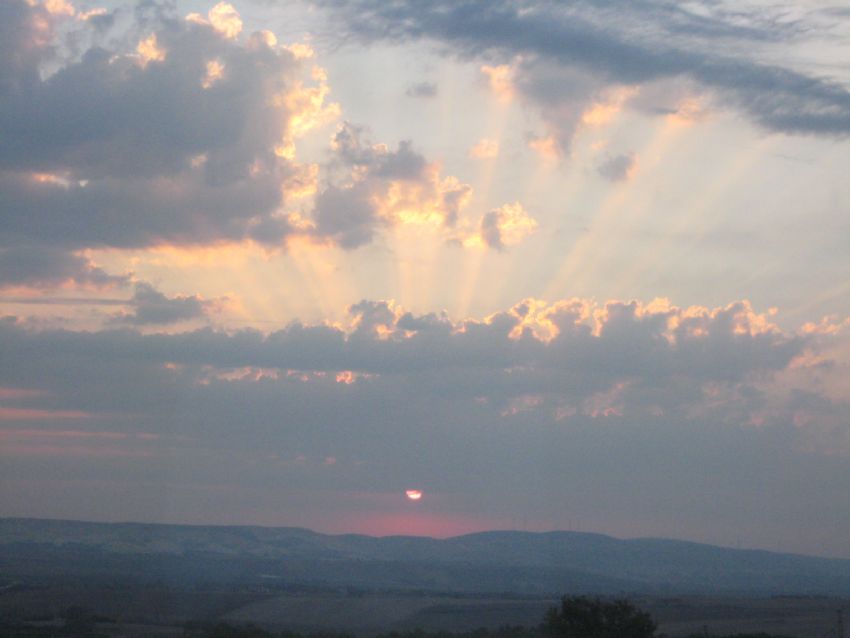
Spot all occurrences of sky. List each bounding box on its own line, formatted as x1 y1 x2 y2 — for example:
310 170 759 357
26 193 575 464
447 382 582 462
1 0 850 559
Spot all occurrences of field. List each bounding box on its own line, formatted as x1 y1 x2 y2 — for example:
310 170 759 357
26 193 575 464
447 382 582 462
1 586 846 638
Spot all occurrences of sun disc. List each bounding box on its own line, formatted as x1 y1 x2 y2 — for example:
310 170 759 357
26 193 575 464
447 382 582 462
405 489 423 501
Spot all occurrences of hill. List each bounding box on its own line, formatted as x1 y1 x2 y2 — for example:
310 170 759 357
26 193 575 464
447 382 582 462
2 518 850 596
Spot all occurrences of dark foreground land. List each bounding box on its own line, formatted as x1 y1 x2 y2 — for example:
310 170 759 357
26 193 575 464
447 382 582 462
1 519 848 637
0 586 846 638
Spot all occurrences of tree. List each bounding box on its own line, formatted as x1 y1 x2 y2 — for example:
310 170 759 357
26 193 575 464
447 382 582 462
544 596 657 638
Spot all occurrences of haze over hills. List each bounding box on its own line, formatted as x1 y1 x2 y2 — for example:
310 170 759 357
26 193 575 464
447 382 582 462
2 518 850 596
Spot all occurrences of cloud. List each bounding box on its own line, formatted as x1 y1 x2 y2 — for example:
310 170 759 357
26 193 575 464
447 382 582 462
597 153 637 182
480 64 514 102
0 245 128 288
528 135 559 161
479 203 537 250
0 168 291 250
314 123 539 250
110 282 218 326
317 0 850 147
329 123 427 181
0 0 338 282
3 297 849 553
0 1 54 95
1 1 542 276
513 62 607 155
405 81 438 98
0 298 838 486
469 138 499 159
0 297 808 411
313 183 378 249
187 2 243 40
492 63 633 157
311 123 473 248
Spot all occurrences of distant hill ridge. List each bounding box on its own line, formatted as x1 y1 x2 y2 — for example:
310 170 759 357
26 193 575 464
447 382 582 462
2 517 849 596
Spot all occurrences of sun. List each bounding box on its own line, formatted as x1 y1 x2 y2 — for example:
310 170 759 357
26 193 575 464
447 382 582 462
405 489 423 501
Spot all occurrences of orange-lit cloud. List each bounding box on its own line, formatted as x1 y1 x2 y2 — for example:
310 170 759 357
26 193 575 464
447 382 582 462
0 407 92 421
504 297 581 341
276 66 341 160
314 124 475 247
187 2 242 40
282 42 315 60
28 172 72 187
468 138 500 159
77 7 106 20
476 202 537 250
335 370 376 384
801 315 850 336
379 166 472 227
580 87 637 127
286 163 320 200
0 387 47 400
208 2 242 38
201 59 225 89
480 63 515 102
528 135 559 161
136 33 166 66
27 0 74 17
0 428 157 440
45 0 73 15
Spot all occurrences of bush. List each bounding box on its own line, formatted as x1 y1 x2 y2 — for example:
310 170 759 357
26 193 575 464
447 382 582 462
544 597 657 638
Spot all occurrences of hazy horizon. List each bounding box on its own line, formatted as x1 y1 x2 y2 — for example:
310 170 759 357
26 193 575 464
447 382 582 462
5 513 850 563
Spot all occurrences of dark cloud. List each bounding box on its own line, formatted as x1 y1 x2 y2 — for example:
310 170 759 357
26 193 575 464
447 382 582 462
405 81 438 98
513 62 607 153
0 8 296 181
597 153 636 181
2 298 848 554
480 209 506 250
0 245 129 288
315 0 850 143
0 0 49 97
330 123 427 180
0 298 805 405
0 0 328 276
349 299 399 335
4 295 850 554
313 183 379 249
0 169 288 251
110 282 215 325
